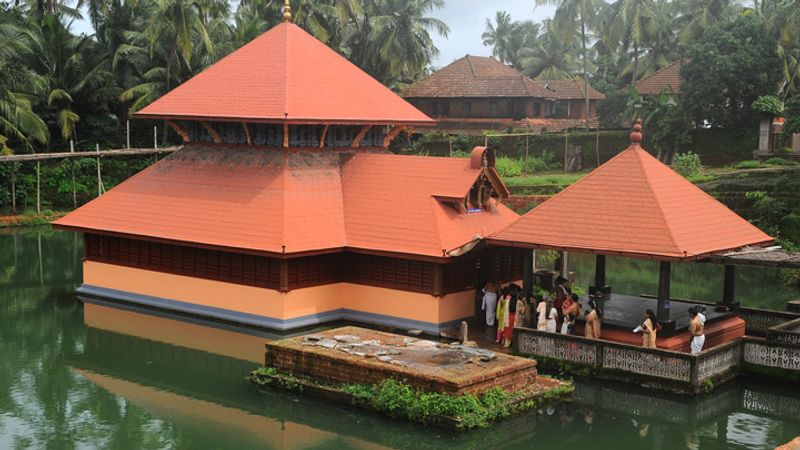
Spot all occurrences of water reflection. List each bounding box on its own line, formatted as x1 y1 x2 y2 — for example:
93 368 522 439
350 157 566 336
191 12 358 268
1 227 799 450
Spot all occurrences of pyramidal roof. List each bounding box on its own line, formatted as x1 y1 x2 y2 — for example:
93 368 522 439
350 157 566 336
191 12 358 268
489 122 773 260
134 22 434 126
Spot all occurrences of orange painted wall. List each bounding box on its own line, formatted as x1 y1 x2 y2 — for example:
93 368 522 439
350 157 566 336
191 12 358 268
84 261 475 327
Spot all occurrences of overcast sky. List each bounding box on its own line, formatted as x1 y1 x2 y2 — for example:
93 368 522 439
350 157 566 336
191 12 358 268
71 0 555 68
430 1 555 68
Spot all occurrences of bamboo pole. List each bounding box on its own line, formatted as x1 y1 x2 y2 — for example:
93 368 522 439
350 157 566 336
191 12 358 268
36 160 41 214
525 135 530 175
564 128 569 173
70 140 76 208
126 120 131 149
10 163 16 215
154 126 158 149
96 144 104 197
596 126 600 168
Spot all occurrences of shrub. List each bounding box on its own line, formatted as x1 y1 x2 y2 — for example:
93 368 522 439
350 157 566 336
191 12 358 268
672 152 703 177
734 160 762 169
495 157 523 177
764 157 798 166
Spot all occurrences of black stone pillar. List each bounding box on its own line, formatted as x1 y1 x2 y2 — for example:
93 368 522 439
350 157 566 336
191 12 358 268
523 250 533 301
722 265 736 304
657 261 675 331
594 254 606 289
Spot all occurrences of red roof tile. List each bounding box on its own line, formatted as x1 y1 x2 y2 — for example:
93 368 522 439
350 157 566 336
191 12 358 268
402 55 556 99
489 137 772 260
134 23 433 126
54 147 518 258
633 59 684 95
536 79 605 100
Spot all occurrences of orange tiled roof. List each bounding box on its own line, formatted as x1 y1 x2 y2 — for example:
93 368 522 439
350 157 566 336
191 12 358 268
536 79 605 100
402 55 556 99
134 22 434 126
633 59 684 95
489 132 772 260
54 146 518 258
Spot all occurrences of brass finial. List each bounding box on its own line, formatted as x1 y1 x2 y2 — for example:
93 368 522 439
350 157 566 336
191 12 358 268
630 118 643 146
283 0 292 22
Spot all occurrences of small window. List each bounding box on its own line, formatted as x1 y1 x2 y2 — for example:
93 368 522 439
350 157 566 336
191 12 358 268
489 101 497 116
432 102 439 116
533 102 541 117
552 100 570 117
464 102 472 117
442 101 450 116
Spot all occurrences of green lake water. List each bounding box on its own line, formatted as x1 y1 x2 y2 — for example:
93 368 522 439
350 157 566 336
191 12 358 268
2 227 799 449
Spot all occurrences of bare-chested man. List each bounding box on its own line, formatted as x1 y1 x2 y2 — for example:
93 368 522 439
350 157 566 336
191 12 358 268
689 307 705 354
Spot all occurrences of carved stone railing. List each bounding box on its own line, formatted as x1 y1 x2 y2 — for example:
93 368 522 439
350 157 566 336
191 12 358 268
743 337 800 372
694 340 743 384
765 317 800 347
739 307 800 337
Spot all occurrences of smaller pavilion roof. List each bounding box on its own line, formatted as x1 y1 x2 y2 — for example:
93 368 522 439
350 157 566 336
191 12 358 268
134 22 434 126
488 121 773 260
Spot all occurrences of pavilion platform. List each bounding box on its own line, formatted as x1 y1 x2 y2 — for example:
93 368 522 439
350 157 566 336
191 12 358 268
572 294 745 352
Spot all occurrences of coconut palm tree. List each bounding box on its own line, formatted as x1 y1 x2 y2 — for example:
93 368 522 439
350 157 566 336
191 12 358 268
519 19 581 80
535 0 601 129
602 0 654 86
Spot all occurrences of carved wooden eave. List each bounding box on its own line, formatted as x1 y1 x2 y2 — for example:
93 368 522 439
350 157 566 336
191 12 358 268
483 167 510 199
200 121 221 144
283 123 290 148
352 125 372 148
166 120 189 143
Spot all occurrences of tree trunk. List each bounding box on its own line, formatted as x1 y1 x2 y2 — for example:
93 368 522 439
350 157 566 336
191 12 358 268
632 42 639 87
581 15 590 131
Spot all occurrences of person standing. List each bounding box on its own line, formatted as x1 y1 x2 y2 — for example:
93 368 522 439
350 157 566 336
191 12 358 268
585 299 602 339
536 297 548 331
545 298 558 333
689 307 705 354
562 293 583 335
496 288 510 344
642 309 658 348
481 282 499 333
514 292 527 328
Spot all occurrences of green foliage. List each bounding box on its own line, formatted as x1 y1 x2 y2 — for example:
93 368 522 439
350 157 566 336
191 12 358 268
345 379 522 430
672 152 703 178
746 191 789 236
495 157 523 177
764 157 798 166
681 14 783 129
734 160 762 169
783 96 800 139
752 95 783 117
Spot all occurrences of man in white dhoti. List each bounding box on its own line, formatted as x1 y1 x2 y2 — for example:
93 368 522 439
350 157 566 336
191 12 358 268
689 307 705 354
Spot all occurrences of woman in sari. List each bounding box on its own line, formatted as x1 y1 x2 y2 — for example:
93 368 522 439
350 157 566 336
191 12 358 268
642 309 658 348
585 299 602 339
536 296 548 331
496 288 510 344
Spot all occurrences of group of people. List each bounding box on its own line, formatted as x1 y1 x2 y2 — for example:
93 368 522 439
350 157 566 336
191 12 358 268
481 282 526 347
482 276 707 354
534 276 602 339
481 276 603 345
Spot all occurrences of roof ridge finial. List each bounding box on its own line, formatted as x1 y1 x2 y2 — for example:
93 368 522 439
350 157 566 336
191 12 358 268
283 0 292 22
630 118 643 146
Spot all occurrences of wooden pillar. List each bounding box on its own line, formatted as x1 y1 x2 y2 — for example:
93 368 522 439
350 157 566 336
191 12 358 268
594 254 606 289
722 265 736 304
433 264 443 297
523 250 533 300
279 259 289 293
657 261 671 323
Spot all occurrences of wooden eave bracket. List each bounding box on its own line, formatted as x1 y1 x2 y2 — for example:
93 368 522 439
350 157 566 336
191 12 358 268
383 126 408 147
352 125 372 148
242 123 253 145
166 120 189 143
200 121 221 144
319 124 330 148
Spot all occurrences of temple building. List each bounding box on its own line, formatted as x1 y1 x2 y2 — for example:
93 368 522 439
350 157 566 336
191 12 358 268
401 55 605 135
54 11 522 334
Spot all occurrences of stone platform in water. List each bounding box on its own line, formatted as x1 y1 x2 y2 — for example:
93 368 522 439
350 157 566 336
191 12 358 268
265 326 537 395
